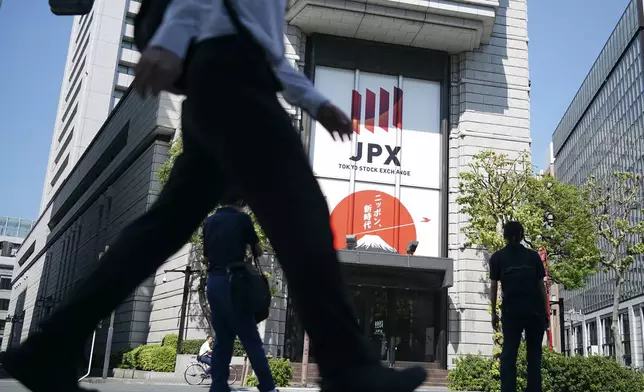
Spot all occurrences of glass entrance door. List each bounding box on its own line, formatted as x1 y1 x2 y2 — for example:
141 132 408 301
350 286 436 363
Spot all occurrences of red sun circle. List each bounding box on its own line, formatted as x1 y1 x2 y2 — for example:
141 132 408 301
330 190 416 254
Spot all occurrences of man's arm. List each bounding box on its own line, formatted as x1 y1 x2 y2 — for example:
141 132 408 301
490 281 499 313
275 58 329 118
147 0 212 60
244 215 263 258
489 253 500 331
535 253 549 320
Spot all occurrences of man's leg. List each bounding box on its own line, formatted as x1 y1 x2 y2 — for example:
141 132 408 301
184 38 426 391
525 317 545 392
500 316 523 392
201 355 212 374
4 103 224 392
235 309 276 392
208 274 236 392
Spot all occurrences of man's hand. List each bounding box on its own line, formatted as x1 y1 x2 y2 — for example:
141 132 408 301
317 102 352 142
133 47 183 98
492 313 500 332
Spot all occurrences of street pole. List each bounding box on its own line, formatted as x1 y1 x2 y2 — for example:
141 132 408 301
102 311 115 378
301 331 310 387
176 265 192 354
98 246 115 379
558 298 566 354
7 316 15 351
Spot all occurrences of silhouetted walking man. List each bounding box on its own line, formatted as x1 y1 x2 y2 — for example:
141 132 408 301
4 1 427 392
203 196 277 392
490 221 548 392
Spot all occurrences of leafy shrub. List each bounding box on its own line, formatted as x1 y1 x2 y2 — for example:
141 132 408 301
177 335 246 356
447 355 497 392
448 344 644 392
542 353 644 392
138 345 176 373
180 339 204 355
119 346 146 369
162 334 178 348
233 338 246 357
246 358 293 388
118 334 180 371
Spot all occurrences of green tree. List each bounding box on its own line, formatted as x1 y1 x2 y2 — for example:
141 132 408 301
157 134 272 333
582 172 644 366
457 151 600 357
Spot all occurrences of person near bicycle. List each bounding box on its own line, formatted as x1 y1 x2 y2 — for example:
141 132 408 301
203 192 277 392
199 335 214 374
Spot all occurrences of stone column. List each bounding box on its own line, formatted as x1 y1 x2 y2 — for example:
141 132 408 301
447 0 531 366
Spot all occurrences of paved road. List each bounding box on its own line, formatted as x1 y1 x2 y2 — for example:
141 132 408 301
0 379 452 392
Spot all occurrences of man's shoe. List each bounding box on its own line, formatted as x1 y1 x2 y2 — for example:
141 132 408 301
2 333 82 392
321 364 427 392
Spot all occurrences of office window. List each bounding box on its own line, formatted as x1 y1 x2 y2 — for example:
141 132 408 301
0 277 10 290
125 16 135 25
121 39 135 50
0 299 9 311
112 89 126 100
587 321 598 346
621 313 632 366
117 64 136 76
0 319 5 331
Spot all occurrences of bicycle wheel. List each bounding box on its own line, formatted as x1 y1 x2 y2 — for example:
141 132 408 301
185 363 207 385
228 365 238 385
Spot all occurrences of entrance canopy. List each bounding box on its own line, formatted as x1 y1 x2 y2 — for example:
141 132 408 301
337 249 453 288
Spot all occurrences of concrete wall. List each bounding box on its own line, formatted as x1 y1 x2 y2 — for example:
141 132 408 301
447 0 531 364
2 89 181 354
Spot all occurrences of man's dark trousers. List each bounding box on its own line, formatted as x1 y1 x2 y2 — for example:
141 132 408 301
200 354 212 374
501 314 545 392
33 36 376 384
208 273 275 392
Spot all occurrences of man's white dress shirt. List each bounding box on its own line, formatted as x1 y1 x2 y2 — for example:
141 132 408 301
148 0 328 116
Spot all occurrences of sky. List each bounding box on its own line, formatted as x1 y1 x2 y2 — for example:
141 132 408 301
0 0 634 221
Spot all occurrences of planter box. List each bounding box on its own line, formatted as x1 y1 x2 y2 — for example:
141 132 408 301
112 368 179 381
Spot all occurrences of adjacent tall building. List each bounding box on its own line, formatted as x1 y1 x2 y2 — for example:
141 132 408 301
552 0 644 366
0 217 35 349
4 0 531 379
41 0 143 211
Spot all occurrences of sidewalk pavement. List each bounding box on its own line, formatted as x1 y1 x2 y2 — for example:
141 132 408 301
81 377 453 391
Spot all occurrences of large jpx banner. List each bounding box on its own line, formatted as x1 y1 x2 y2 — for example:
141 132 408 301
310 67 442 257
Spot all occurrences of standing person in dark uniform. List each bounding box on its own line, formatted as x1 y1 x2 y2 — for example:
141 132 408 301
490 221 548 392
203 194 276 392
3 1 427 392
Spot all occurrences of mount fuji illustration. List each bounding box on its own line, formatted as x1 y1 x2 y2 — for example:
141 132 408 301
356 234 398 253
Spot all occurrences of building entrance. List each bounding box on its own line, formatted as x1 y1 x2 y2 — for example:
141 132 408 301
350 286 436 363
283 264 447 367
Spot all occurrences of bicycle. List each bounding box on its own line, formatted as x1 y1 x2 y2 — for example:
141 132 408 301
184 360 238 386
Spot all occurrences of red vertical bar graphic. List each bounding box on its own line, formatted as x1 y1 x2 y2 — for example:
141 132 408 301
365 89 376 133
351 90 361 134
393 87 403 129
394 198 401 253
379 88 389 132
